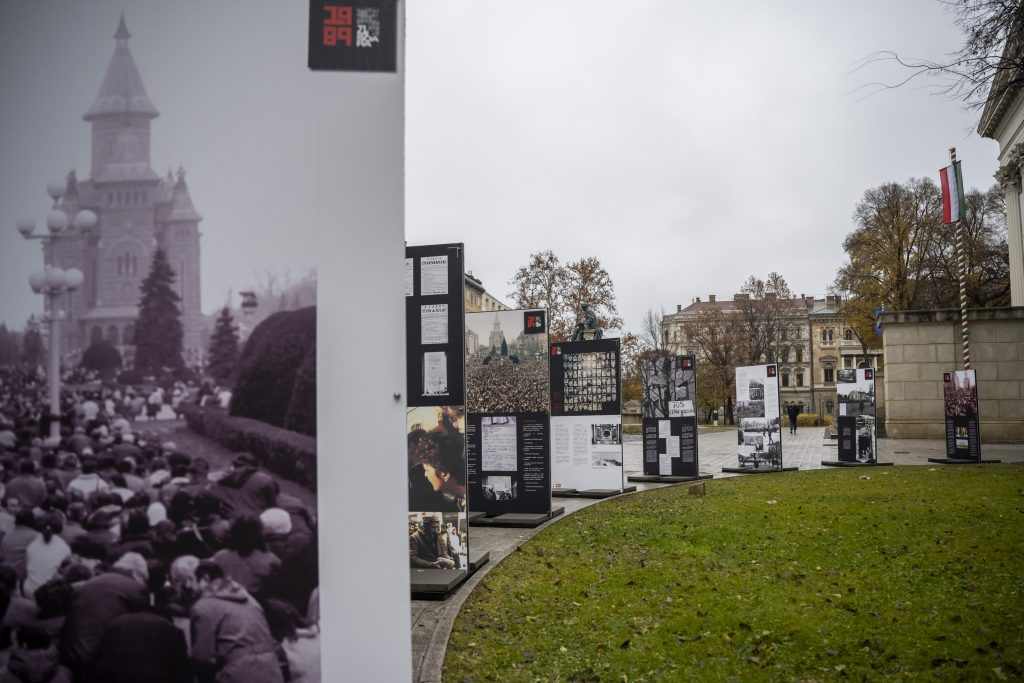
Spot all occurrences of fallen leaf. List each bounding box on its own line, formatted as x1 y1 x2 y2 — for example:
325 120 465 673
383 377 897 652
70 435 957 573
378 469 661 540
560 646 568 653
859 475 871 480
767 500 778 505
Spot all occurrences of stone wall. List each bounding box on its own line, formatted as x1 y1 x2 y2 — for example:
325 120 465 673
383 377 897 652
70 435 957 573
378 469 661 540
879 307 1024 441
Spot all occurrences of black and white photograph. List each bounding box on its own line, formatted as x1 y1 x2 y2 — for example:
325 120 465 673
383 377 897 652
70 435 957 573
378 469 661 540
408 512 468 571
0 6 325 682
836 383 875 417
465 310 548 414
591 423 621 446
481 475 516 502
407 406 467 514
944 370 978 418
855 415 877 462
641 357 670 419
736 417 782 469
748 380 765 401
736 400 766 419
641 355 695 419
561 351 619 413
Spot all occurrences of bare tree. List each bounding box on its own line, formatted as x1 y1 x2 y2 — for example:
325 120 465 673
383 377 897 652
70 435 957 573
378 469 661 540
508 252 623 342
639 307 666 353
854 0 1024 110
682 307 741 424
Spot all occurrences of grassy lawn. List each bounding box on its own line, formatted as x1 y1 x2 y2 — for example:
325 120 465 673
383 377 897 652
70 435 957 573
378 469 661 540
445 465 1024 681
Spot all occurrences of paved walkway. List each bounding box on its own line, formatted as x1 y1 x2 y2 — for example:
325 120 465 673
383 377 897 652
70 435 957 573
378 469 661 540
410 429 1024 682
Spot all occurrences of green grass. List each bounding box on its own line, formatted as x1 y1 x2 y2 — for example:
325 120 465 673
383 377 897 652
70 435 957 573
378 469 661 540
445 466 1024 682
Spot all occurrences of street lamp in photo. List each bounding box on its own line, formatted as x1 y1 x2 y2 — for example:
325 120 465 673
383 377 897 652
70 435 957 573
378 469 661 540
17 180 97 443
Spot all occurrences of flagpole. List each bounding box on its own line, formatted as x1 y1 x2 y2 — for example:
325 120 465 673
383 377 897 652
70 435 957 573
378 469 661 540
951 147 970 370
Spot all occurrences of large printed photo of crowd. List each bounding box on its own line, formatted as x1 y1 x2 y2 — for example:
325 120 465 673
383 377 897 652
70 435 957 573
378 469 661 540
0 347 320 683
465 311 548 414
943 370 978 418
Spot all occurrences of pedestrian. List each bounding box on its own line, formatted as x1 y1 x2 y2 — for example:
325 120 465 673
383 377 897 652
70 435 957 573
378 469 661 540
787 404 800 434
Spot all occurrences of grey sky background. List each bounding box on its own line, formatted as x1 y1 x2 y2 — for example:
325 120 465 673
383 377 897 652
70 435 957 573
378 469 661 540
0 1 1002 336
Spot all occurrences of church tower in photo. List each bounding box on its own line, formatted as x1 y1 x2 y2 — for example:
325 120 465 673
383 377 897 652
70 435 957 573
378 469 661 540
46 14 203 367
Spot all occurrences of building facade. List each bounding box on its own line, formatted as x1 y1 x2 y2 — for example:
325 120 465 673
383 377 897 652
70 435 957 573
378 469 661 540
44 16 203 367
464 272 509 313
662 293 883 419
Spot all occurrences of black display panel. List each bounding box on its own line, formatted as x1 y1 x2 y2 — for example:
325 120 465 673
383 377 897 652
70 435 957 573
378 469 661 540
640 355 699 477
404 244 465 407
836 368 877 463
943 370 981 461
308 0 398 72
549 339 621 416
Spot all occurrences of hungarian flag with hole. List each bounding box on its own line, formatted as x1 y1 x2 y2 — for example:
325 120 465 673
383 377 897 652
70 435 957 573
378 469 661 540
939 160 965 224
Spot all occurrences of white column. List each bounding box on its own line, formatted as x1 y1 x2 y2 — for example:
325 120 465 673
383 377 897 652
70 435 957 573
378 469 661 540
316 4 411 681
1002 163 1024 307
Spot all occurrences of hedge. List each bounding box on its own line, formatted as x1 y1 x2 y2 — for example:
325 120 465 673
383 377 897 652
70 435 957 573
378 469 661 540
790 413 832 427
231 307 316 437
182 403 316 492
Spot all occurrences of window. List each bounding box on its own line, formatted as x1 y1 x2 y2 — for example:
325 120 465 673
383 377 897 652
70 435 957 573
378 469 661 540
796 372 804 387
844 357 853 368
824 367 834 383
821 329 833 342
844 328 853 341
782 373 790 387
825 400 834 414
796 348 803 363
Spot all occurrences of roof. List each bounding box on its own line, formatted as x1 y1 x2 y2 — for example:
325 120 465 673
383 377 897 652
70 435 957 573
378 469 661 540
81 305 138 321
83 15 159 122
164 169 202 222
978 37 1022 139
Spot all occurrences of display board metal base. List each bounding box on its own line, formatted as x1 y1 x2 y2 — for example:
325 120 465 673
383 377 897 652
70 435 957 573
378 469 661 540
552 488 577 497
410 568 468 599
821 460 895 467
411 550 491 600
927 457 1002 465
467 507 565 528
467 511 487 524
660 474 714 483
627 474 662 482
721 466 799 474
574 486 637 498
468 549 489 572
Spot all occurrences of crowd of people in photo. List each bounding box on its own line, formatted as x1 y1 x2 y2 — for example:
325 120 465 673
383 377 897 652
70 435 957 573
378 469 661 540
0 365 320 682
943 384 978 418
465 360 548 414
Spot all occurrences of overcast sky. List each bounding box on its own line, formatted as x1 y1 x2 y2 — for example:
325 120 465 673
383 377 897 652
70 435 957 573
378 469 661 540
0 1 1002 335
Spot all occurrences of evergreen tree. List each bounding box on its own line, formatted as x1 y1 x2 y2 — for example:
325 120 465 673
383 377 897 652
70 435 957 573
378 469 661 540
80 340 122 378
500 338 508 356
0 324 19 366
207 306 240 384
22 319 44 366
134 249 184 375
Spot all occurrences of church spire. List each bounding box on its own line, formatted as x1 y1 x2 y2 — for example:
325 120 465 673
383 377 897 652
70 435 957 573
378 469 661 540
166 167 203 223
84 14 158 122
114 12 130 41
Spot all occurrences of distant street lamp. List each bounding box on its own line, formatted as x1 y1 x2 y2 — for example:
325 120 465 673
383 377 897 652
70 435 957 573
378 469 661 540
17 180 97 443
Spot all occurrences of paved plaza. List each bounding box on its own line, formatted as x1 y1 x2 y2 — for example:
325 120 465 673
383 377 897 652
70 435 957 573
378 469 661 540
411 428 1024 682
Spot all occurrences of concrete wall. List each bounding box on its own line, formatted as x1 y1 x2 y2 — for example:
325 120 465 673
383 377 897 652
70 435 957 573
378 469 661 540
880 307 1024 441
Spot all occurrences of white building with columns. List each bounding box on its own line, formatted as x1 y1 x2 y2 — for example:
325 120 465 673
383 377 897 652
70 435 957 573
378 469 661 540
979 54 1024 306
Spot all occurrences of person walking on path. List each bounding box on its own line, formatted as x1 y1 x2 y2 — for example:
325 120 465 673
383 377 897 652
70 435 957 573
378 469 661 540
787 404 800 434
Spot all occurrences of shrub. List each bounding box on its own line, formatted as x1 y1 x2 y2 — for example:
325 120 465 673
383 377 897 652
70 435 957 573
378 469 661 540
181 403 316 491
80 341 122 378
230 307 316 437
789 413 831 427
117 369 144 385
